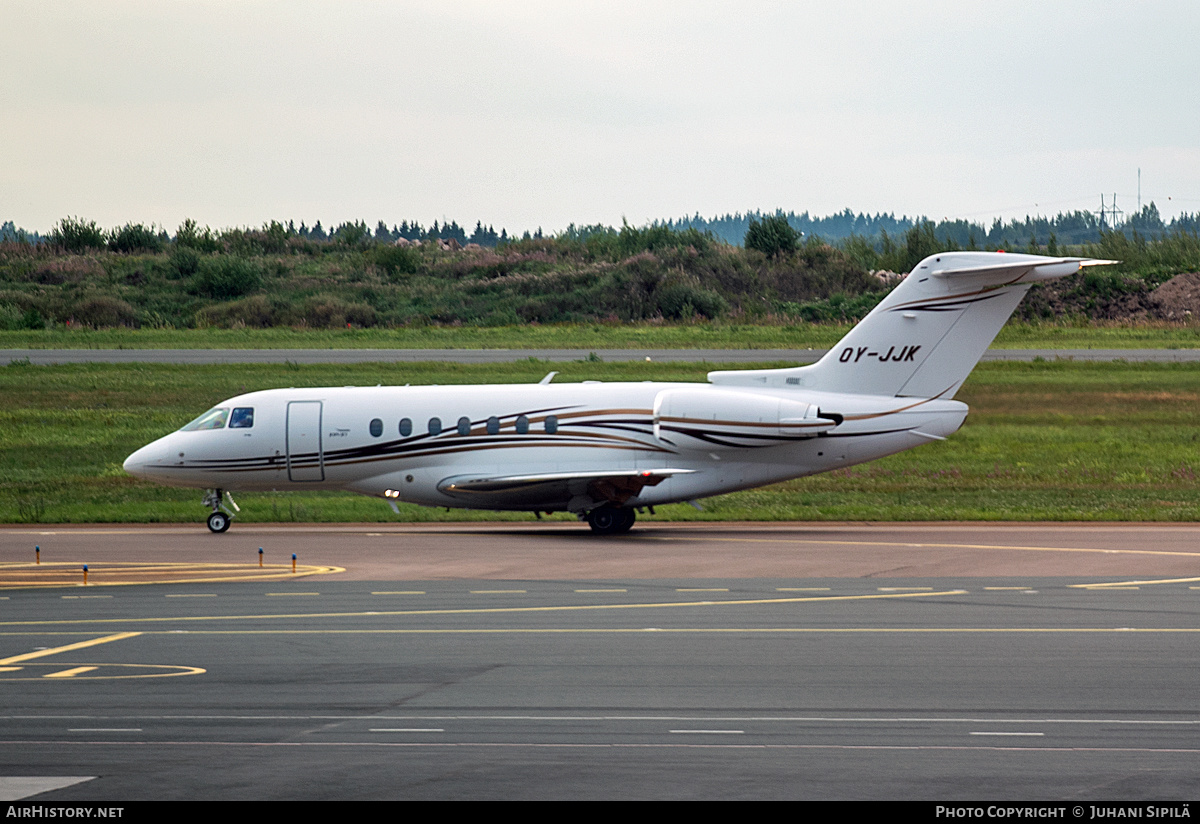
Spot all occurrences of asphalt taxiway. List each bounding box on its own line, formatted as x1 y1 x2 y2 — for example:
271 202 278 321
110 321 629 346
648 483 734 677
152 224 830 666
1 522 1199 800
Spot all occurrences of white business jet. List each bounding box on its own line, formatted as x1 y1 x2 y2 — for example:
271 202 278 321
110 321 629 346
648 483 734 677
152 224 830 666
124 251 1113 534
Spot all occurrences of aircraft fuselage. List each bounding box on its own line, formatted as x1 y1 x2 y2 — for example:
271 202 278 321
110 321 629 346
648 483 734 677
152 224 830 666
123 381 967 511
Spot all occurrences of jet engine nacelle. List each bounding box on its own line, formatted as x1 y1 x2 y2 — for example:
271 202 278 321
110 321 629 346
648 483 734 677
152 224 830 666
652 388 836 450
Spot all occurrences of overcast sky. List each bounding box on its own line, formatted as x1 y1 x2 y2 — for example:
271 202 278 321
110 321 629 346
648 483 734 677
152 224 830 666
3 1 1197 235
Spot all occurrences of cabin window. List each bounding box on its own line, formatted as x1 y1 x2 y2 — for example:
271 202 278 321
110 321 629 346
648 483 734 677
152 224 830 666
229 407 254 429
369 418 383 437
428 417 442 435
181 407 228 431
486 416 500 435
515 415 529 434
399 417 412 437
545 415 558 434
457 416 471 435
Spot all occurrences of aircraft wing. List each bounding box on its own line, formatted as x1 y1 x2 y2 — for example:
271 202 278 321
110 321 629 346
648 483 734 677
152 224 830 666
437 468 695 510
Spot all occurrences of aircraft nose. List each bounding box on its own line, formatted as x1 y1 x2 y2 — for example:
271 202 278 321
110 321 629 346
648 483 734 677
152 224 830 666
123 445 148 478
123 440 167 479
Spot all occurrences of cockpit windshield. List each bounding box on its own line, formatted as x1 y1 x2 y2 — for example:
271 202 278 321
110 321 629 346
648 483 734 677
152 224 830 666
181 407 228 431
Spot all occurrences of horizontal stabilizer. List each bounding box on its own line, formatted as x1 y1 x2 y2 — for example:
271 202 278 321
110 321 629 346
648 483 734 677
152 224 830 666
930 256 1119 282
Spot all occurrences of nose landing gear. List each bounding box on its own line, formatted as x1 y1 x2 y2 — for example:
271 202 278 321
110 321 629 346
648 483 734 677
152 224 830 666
207 510 231 533
202 488 239 533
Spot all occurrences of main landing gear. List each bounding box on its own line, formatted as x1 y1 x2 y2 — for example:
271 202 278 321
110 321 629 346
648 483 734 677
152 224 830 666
203 488 239 533
585 506 636 535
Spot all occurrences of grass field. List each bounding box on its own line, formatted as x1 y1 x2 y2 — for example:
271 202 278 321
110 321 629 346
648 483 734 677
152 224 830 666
2 358 1197 525
2 320 1200 351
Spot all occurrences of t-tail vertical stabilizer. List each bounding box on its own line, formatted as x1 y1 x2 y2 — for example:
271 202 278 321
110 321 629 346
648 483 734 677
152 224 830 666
709 252 1117 399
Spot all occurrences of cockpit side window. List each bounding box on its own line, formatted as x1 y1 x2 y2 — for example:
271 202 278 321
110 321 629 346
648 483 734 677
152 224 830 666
229 407 255 429
181 407 228 431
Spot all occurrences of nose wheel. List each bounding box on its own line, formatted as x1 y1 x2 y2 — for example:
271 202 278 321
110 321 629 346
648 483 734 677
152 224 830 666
202 488 239 533
207 511 232 533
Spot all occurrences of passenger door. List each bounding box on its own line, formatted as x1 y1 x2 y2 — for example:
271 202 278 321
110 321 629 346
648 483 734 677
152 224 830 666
286 401 324 481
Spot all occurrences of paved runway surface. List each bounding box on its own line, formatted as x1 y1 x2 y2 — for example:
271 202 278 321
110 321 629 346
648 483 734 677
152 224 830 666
5 347 1200 364
2 523 1199 800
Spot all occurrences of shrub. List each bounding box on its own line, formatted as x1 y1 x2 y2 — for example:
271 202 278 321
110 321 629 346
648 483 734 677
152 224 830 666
175 219 222 253
71 296 138 327
294 295 379 328
21 307 46 329
332 221 372 248
32 258 103 285
745 215 800 258
108 223 163 253
656 283 728 319
192 257 263 299
220 224 293 256
788 291 887 322
195 295 280 328
50 217 106 252
0 303 40 330
169 247 201 278
258 221 290 254
770 242 878 302
610 254 663 320
618 223 714 258
370 244 423 279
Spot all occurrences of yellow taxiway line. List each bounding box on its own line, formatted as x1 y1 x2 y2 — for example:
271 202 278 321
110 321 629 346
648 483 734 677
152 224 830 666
0 589 968 628
0 632 142 665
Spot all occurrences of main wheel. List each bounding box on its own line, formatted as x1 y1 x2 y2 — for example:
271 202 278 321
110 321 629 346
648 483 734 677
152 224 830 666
206 511 231 533
586 506 635 535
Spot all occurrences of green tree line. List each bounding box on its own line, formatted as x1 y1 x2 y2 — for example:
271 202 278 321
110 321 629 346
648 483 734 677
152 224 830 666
1 214 1198 332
